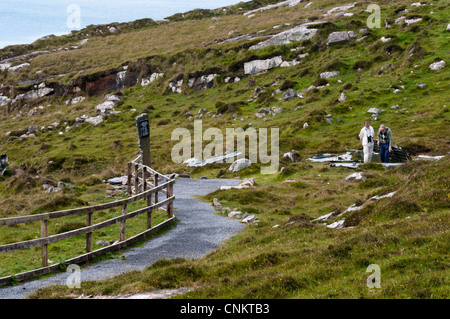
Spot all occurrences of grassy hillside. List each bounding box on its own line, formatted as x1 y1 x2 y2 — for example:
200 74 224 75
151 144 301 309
0 0 448 298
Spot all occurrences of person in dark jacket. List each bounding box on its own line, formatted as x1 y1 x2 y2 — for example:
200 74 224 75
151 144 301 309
377 125 393 163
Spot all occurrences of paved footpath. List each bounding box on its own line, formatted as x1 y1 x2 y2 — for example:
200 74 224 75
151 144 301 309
0 178 244 299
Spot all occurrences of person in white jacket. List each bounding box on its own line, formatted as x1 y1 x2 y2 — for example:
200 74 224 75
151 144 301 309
359 121 375 163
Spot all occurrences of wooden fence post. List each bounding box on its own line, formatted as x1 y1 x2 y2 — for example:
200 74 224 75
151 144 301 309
154 173 159 205
127 162 132 195
167 182 174 218
86 211 93 253
41 215 49 267
120 204 127 242
134 164 139 195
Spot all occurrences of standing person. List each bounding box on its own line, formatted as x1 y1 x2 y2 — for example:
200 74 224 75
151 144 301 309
378 125 393 163
359 121 375 163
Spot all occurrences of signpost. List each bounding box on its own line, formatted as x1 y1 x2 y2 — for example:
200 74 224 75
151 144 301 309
135 113 151 167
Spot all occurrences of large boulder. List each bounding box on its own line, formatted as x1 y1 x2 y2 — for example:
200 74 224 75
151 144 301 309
327 31 357 45
244 56 283 75
249 25 319 50
229 158 252 173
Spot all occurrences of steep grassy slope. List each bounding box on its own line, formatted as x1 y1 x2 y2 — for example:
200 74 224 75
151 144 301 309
0 0 448 298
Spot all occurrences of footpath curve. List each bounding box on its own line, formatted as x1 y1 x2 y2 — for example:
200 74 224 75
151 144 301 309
0 178 244 299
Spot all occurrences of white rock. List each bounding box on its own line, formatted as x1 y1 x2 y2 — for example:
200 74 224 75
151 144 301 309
244 56 282 75
241 215 257 224
228 211 243 218
280 60 300 68
338 92 346 103
229 158 252 173
345 172 366 182
0 95 11 106
429 60 445 71
95 100 117 115
249 25 318 50
324 2 357 16
243 0 301 16
405 18 422 25
395 16 406 25
327 219 345 229
320 71 339 79
367 108 381 114
141 73 165 86
327 31 357 45
0 63 11 71
8 63 30 73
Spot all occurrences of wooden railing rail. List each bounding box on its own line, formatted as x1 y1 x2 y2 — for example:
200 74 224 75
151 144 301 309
0 159 176 286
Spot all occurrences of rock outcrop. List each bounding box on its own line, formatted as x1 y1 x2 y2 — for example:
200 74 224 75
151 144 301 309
229 158 252 173
249 24 319 50
244 56 283 75
327 31 357 45
188 74 217 90
141 73 164 86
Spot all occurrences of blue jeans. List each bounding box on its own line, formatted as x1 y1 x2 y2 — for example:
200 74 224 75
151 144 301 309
380 143 390 163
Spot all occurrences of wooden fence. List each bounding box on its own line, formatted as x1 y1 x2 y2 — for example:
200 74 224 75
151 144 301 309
0 157 175 286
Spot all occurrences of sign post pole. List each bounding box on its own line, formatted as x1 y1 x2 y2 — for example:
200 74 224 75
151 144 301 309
135 113 151 167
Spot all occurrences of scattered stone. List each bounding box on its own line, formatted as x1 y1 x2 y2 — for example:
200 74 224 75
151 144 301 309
338 92 346 103
320 71 339 79
283 150 300 162
96 240 114 247
228 210 243 219
0 95 11 106
367 108 381 114
141 73 164 86
323 2 357 16
395 16 406 25
188 74 218 90
282 88 298 101
213 198 222 211
344 172 366 182
405 18 422 25
429 60 445 71
241 215 257 224
327 219 346 229
327 31 357 45
416 82 426 89
12 87 54 103
243 0 301 16
381 64 396 71
168 79 183 93
244 56 283 75
229 158 252 173
280 60 300 68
